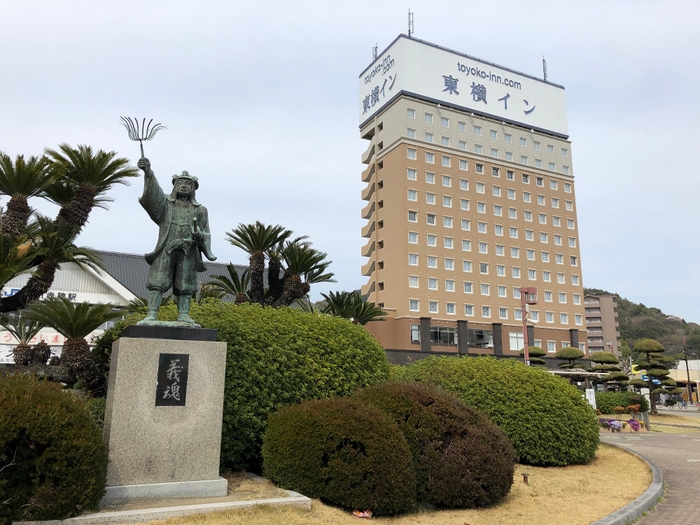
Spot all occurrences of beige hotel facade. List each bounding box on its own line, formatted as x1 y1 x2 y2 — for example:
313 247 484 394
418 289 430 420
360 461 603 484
358 35 586 362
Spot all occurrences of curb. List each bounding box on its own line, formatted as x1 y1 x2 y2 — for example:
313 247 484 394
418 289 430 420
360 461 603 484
590 444 663 525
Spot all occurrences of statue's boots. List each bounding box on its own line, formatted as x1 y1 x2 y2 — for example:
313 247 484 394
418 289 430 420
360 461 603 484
142 290 163 322
177 294 198 325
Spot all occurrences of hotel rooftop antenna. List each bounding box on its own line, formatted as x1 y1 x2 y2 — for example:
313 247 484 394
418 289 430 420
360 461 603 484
373 44 378 60
408 9 414 38
543 56 548 82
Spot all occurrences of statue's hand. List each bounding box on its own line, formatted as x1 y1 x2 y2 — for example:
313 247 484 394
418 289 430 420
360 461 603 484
137 157 151 172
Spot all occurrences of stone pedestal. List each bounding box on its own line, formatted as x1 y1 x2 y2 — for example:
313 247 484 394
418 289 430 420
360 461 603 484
101 330 227 507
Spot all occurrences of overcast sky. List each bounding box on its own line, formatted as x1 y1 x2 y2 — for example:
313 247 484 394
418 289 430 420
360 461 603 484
1 1 698 320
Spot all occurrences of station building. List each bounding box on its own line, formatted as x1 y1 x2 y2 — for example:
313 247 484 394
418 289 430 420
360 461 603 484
358 35 586 363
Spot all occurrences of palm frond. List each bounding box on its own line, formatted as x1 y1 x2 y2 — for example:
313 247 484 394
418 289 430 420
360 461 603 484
0 312 45 344
24 297 123 340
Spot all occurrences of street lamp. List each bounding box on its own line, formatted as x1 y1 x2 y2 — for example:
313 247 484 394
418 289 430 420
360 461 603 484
520 287 537 366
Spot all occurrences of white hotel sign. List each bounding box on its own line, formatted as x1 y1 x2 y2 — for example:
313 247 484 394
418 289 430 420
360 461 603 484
359 35 568 137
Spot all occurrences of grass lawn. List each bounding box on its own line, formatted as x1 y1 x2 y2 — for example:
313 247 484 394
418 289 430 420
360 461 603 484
148 444 650 525
648 412 700 433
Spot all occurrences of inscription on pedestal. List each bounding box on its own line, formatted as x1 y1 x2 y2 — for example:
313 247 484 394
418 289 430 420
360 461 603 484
156 353 189 406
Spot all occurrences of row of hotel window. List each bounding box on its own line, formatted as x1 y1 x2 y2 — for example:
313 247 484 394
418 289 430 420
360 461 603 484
409 232 577 249
406 300 583 324
409 278 581 301
408 190 572 213
408 254 579 274
407 167 573 193
407 147 570 174
406 108 569 156
408 212 575 233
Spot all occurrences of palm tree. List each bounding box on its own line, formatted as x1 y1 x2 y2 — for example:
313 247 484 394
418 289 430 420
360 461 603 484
206 265 250 304
0 153 53 236
25 297 123 394
0 232 36 293
226 222 292 304
273 242 335 307
321 290 386 325
0 313 45 365
196 282 226 303
44 144 138 231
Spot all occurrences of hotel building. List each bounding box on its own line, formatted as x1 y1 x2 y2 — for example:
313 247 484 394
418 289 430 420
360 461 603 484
358 35 586 362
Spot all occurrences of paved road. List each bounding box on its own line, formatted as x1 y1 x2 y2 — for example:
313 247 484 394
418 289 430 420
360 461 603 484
601 431 700 524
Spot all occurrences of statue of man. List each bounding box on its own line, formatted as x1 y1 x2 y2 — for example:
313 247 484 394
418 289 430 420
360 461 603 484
136 157 217 325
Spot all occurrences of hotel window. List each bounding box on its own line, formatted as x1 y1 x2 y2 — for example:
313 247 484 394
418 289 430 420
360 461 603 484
426 213 436 225
426 192 436 205
465 304 474 316
504 133 512 143
506 170 514 180
495 244 505 256
407 148 417 159
508 208 517 219
427 234 437 246
491 149 499 158
547 144 554 154
513 287 521 299
444 237 454 249
520 137 527 147
445 258 455 270
482 306 491 317
570 256 578 266
528 269 536 280
494 204 503 216
555 254 564 264
480 262 489 274
494 225 504 236
481 284 490 295
460 179 469 190
505 152 513 161
442 156 451 167
475 163 484 174
463 260 473 272
538 213 547 224
409 299 419 311
521 155 528 165
564 183 572 193
407 189 418 201
509 227 518 238
567 218 575 229
549 162 556 171
531 311 539 322
537 195 545 205
492 167 500 178
498 285 507 297
496 264 506 276
407 168 417 180
441 136 450 147
428 301 438 314
552 216 561 227
408 253 419 266
543 271 551 282
560 313 568 324
443 196 452 208
490 130 498 139
477 221 487 233
535 159 542 168
514 309 522 321
540 233 548 243
408 211 418 222
474 144 483 154
526 249 535 260
550 180 558 191
442 175 452 187
443 216 453 228
525 230 534 241
428 278 438 290
425 132 434 143
460 199 470 210
569 237 576 247
524 211 532 222
512 267 521 278
561 148 568 158
511 246 519 257
575 314 582 325
425 113 434 123
572 275 580 285
544 291 552 302
522 174 530 184
426 152 435 163
478 242 488 253
507 189 516 200
499 308 508 319
409 275 419 288
547 340 556 352
446 303 456 315
463 281 473 293
427 256 438 268
474 125 482 135
459 159 468 170
565 201 573 211
408 231 418 244
441 117 449 127
461 219 471 230
459 141 467 151
458 121 467 132
554 234 562 245
426 172 435 184
476 183 485 194
557 273 565 284
562 166 570 175
407 128 416 139
573 294 581 305
493 186 502 197
559 292 567 303
407 108 416 119
462 239 471 251
541 251 550 263
534 141 541 151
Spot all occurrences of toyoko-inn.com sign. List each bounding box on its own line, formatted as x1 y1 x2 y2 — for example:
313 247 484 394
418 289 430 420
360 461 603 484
359 35 568 137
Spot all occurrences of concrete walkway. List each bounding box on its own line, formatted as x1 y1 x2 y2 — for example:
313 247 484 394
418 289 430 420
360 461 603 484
601 431 700 524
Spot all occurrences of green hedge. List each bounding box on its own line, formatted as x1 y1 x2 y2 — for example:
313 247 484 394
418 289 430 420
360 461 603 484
98 301 390 470
0 375 107 522
595 391 649 414
262 398 416 515
354 382 515 508
394 356 599 466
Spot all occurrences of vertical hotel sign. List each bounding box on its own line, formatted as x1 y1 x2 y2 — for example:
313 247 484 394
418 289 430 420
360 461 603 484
359 35 569 137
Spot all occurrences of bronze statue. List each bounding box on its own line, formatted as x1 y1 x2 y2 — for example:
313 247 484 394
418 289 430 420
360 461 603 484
136 157 216 326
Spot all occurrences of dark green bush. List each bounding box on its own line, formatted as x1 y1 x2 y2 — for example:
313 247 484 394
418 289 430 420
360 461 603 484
85 397 106 427
596 391 649 414
394 356 599 466
262 397 416 516
354 382 515 508
0 375 107 522
102 301 390 470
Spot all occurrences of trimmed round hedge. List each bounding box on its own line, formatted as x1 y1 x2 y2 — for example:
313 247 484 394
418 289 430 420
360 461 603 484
394 356 599 466
0 375 107 522
262 398 416 515
98 301 391 470
354 382 515 508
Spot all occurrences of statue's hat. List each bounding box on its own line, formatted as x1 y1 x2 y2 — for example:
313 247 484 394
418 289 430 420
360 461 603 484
172 171 199 189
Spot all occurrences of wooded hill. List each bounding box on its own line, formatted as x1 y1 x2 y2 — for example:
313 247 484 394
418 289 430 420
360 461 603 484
584 288 700 358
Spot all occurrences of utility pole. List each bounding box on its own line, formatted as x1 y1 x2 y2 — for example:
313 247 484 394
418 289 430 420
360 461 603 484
520 287 538 366
683 337 693 403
